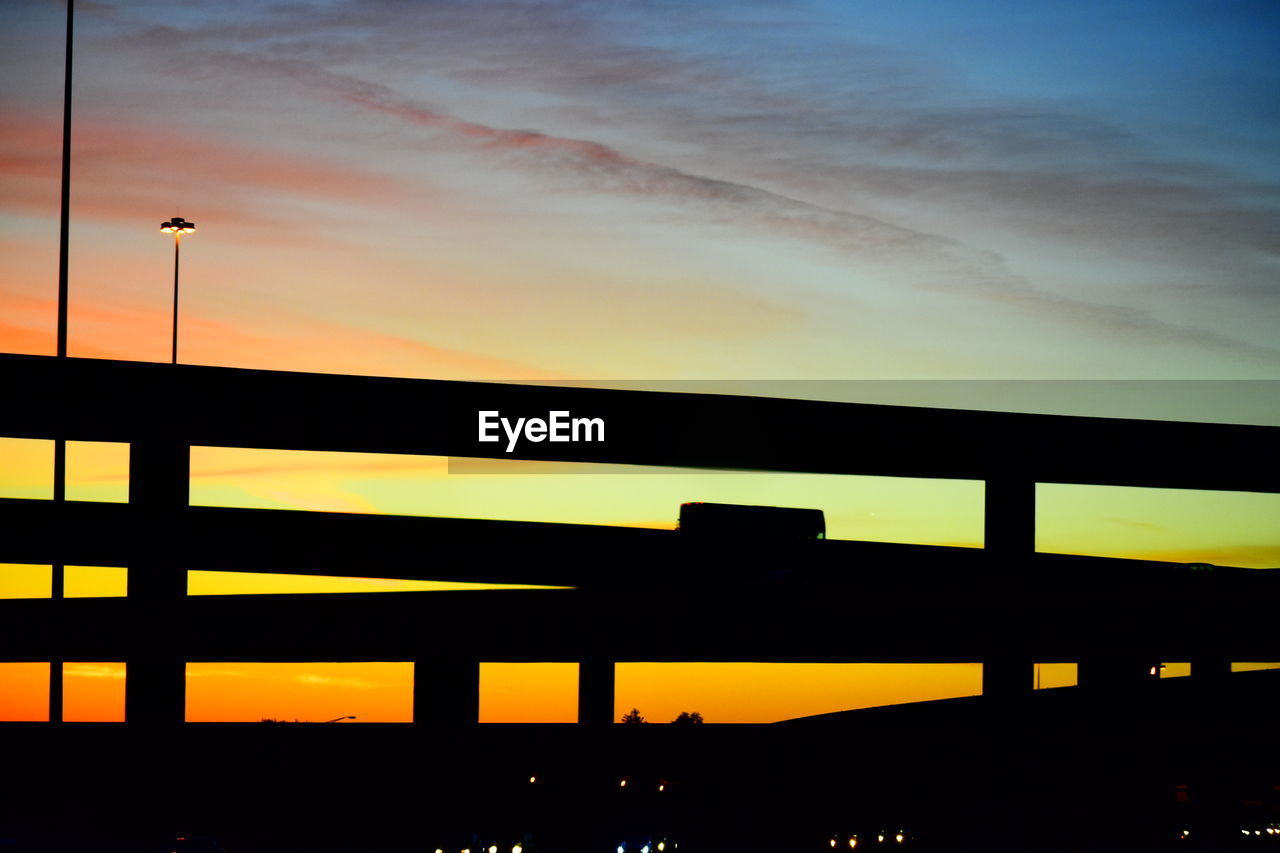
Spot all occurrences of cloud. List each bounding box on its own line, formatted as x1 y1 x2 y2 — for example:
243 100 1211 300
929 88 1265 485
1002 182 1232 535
63 663 126 679
295 673 385 689
36 1 1280 369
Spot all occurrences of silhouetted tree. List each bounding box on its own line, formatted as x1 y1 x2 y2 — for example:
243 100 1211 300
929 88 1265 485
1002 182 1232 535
671 711 704 725
620 708 646 724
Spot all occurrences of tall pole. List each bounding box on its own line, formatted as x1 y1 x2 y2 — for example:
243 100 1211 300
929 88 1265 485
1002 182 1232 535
57 0 73 358
172 235 180 364
50 0 75 727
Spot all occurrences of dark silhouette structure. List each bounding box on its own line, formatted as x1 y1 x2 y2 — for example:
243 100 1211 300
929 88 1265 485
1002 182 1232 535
1 352 1277 851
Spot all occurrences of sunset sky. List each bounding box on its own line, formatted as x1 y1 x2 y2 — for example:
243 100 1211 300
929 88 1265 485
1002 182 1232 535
1 0 1277 722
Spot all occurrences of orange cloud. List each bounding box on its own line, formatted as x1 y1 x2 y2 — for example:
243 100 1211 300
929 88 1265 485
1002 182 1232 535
0 108 435 232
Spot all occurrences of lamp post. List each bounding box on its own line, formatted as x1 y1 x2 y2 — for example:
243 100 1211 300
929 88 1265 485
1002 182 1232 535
160 216 195 364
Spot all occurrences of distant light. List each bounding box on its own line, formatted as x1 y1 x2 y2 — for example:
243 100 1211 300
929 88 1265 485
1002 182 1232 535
642 846 650 853
489 846 498 853
895 834 904 843
830 840 837 848
529 776 537 783
618 846 626 853
513 846 523 853
658 783 666 792
658 843 665 852
849 837 858 848
620 779 627 787
878 835 885 843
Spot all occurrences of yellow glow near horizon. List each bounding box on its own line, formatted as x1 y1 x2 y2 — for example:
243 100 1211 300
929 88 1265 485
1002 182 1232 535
187 570 571 595
613 662 984 723
0 563 50 599
185 661 414 722
1037 483 1280 568
1033 663 1077 689
479 662 579 723
0 662 49 721
65 441 130 503
63 662 126 722
187 445 984 546
0 438 52 500
0 438 129 502
1232 662 1280 673
65 566 128 598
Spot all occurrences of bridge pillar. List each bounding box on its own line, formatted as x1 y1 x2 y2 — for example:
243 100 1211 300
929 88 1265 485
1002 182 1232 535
413 658 479 725
983 660 1034 699
578 659 615 724
983 477 1035 699
1078 660 1158 693
1190 658 1231 680
125 440 189 726
984 476 1035 556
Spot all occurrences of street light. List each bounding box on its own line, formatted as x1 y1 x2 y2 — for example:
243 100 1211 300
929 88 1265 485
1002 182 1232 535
160 216 195 364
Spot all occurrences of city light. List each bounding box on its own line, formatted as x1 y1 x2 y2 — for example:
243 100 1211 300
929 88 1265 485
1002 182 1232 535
489 846 498 853
848 836 858 848
513 846 523 853
529 776 537 784
895 833 904 843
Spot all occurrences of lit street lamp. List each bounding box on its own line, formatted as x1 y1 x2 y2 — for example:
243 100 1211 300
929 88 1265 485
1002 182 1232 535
160 216 195 364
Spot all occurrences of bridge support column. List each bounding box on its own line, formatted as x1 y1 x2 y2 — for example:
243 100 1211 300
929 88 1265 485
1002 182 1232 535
1190 658 1231 680
125 440 189 726
578 659 615 725
414 658 479 725
984 477 1035 556
983 660 1034 699
1078 660 1157 692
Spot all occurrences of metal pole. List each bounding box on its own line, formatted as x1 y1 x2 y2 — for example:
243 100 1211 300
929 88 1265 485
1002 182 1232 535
171 235 180 364
57 0 73 358
50 0 74 727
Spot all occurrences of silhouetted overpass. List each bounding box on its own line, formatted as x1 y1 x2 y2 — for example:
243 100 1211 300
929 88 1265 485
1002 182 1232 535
1 353 1277 851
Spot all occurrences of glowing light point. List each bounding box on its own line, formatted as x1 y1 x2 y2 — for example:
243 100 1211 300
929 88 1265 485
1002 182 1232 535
895 833 904 843
489 846 498 853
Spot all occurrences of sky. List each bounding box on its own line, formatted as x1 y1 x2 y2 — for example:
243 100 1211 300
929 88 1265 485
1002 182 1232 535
2 0 1279 380
2 0 1278 722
